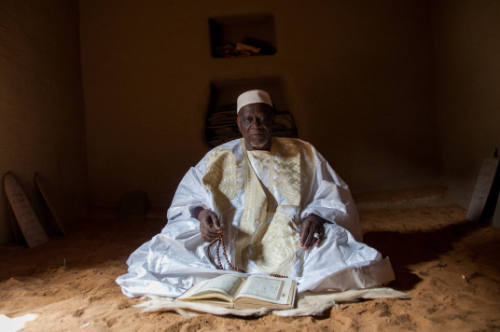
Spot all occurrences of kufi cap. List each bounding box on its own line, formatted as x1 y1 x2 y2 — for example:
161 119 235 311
236 89 273 113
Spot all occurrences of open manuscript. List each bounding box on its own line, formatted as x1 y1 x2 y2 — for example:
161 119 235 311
177 274 297 309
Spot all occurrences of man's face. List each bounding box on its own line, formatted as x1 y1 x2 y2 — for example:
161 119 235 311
237 103 274 151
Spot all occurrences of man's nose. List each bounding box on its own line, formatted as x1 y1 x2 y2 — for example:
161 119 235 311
250 118 262 129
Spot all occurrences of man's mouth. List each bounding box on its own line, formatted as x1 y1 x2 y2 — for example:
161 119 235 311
249 131 267 136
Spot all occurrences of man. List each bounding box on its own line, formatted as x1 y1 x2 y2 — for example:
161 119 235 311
116 90 394 298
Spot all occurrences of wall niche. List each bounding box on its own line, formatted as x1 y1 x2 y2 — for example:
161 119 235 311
205 77 298 147
209 14 277 58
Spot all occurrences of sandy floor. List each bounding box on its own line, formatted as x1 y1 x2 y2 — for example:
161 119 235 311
1 204 500 331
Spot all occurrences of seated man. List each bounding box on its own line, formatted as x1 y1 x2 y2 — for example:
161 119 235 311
116 89 394 298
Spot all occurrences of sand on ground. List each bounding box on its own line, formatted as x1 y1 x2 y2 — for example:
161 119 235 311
1 205 500 331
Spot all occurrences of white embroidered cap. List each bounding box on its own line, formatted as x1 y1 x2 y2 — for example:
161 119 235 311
236 89 273 113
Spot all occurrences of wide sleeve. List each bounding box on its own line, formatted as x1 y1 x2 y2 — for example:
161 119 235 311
166 155 214 224
299 147 363 241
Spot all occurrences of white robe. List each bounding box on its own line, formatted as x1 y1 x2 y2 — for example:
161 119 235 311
116 138 394 298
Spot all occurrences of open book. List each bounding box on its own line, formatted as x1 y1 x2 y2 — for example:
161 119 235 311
177 274 297 309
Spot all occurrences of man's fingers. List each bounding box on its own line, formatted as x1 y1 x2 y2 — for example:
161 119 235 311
205 229 219 237
304 231 315 249
315 226 325 247
202 234 218 242
313 233 322 247
300 220 310 247
198 209 220 228
303 224 317 249
207 218 221 235
198 209 222 242
204 222 220 235
201 228 219 242
301 220 325 249
200 222 219 241
209 213 221 230
203 211 220 230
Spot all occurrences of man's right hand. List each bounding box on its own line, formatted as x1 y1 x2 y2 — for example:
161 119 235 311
196 208 221 242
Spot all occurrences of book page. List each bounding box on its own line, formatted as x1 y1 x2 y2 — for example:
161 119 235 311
178 274 243 301
236 276 290 304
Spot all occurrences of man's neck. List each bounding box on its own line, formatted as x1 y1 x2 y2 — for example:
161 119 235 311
244 139 272 152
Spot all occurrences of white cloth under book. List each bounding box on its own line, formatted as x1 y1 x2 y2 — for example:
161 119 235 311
135 287 409 317
116 138 395 298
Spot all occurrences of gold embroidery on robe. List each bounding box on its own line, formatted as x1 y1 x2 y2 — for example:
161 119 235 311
237 138 303 275
202 147 240 214
202 138 308 275
273 138 302 206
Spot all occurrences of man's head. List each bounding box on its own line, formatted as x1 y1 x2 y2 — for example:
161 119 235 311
236 90 274 151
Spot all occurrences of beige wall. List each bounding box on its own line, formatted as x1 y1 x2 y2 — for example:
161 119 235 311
433 0 500 206
1 0 497 241
80 0 440 208
0 1 87 243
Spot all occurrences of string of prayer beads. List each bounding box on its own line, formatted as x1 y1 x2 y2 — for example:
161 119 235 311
207 229 287 278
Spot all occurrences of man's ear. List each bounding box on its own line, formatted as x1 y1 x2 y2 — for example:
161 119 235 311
236 115 243 134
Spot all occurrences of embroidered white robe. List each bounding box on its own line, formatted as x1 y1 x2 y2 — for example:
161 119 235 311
116 138 394 298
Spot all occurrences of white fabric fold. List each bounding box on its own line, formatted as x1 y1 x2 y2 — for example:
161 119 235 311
116 138 394 299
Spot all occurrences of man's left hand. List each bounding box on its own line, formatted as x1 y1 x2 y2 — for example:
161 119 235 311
299 214 326 250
